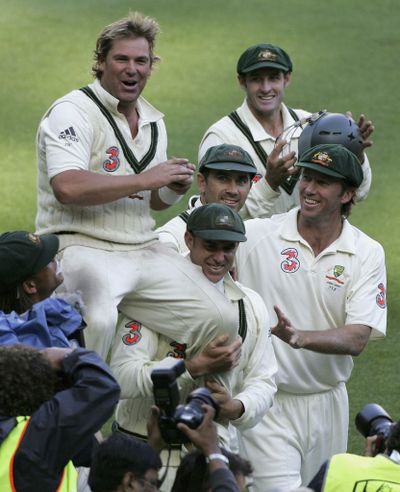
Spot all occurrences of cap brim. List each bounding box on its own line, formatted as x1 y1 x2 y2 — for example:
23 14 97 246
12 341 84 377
200 162 257 175
193 230 247 242
296 162 345 180
240 61 290 73
32 234 60 273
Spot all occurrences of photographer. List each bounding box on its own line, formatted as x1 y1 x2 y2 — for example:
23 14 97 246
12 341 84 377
0 230 84 348
0 344 120 492
174 405 241 492
308 418 400 491
88 433 162 492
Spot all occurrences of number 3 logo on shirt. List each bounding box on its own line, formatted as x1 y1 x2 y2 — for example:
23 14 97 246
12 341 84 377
122 321 142 346
103 146 120 172
280 248 300 273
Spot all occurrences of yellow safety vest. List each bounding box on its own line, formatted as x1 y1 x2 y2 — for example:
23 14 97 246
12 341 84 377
323 453 400 491
0 417 78 492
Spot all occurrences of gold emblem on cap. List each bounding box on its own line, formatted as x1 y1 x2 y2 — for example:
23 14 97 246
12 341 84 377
311 151 332 167
224 149 243 160
28 233 41 244
216 214 234 228
258 50 277 61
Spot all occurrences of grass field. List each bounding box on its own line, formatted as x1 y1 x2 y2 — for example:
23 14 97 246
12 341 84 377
1 0 399 455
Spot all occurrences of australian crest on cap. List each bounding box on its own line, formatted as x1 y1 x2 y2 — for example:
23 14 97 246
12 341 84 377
311 151 332 167
258 50 277 61
215 213 234 228
224 149 243 160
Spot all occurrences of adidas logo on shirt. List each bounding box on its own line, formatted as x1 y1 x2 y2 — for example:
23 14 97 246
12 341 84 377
58 126 79 142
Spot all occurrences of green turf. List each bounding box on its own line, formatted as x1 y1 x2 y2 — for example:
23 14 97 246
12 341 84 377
1 0 399 455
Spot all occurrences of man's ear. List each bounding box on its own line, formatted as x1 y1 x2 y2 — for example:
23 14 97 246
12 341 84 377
237 73 246 90
341 188 356 205
121 471 136 491
184 231 194 251
284 71 292 88
21 278 38 295
197 172 206 194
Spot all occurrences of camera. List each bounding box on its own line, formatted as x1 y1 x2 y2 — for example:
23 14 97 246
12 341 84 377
151 358 219 445
355 403 394 453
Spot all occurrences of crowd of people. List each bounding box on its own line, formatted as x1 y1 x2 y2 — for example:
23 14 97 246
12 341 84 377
0 10 396 492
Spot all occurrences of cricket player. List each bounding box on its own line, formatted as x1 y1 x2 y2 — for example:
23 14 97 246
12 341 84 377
199 43 374 219
111 203 277 490
157 143 258 253
35 13 238 374
235 144 387 491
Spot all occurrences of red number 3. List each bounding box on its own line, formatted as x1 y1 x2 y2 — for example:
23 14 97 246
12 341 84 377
103 146 120 172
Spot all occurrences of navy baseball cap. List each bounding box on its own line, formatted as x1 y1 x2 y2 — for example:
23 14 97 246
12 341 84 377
199 144 257 176
187 204 247 242
0 231 59 287
237 43 293 74
296 144 363 187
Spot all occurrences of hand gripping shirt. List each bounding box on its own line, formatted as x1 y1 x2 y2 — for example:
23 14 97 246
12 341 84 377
111 273 277 436
235 207 387 393
36 79 168 245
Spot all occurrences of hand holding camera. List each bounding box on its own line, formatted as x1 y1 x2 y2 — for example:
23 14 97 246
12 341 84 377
151 358 220 445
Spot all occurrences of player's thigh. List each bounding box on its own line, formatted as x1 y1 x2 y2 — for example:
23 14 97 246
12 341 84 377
301 384 349 486
239 395 303 492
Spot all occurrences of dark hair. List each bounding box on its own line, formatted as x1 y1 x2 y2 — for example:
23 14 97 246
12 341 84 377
0 284 34 314
0 344 56 416
386 421 400 455
92 12 160 78
88 433 162 492
340 182 356 219
171 448 252 492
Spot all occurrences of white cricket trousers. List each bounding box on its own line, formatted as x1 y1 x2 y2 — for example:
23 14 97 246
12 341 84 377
238 383 348 491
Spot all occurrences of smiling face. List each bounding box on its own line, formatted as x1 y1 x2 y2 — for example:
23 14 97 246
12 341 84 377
185 232 238 283
99 36 152 110
239 67 290 119
299 168 355 224
197 169 252 212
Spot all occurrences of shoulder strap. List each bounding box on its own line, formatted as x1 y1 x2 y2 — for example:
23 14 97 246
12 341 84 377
80 86 158 174
238 299 247 342
228 111 268 169
287 107 300 122
228 110 298 195
178 211 190 224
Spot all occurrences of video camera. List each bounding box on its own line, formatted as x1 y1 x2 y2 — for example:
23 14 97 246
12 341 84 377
151 358 219 445
355 403 394 453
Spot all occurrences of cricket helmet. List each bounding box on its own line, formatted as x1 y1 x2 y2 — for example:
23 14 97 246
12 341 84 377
298 112 364 161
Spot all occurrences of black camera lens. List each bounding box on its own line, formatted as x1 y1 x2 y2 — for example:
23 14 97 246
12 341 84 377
355 403 393 439
175 387 219 430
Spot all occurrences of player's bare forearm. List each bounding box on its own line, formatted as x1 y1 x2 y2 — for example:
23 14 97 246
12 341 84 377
272 306 371 355
51 158 194 207
291 324 371 355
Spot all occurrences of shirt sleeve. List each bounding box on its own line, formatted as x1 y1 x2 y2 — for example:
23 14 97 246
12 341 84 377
231 291 277 430
110 316 196 399
355 152 372 202
345 239 387 339
239 178 282 220
209 467 240 492
39 101 94 179
110 317 160 399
